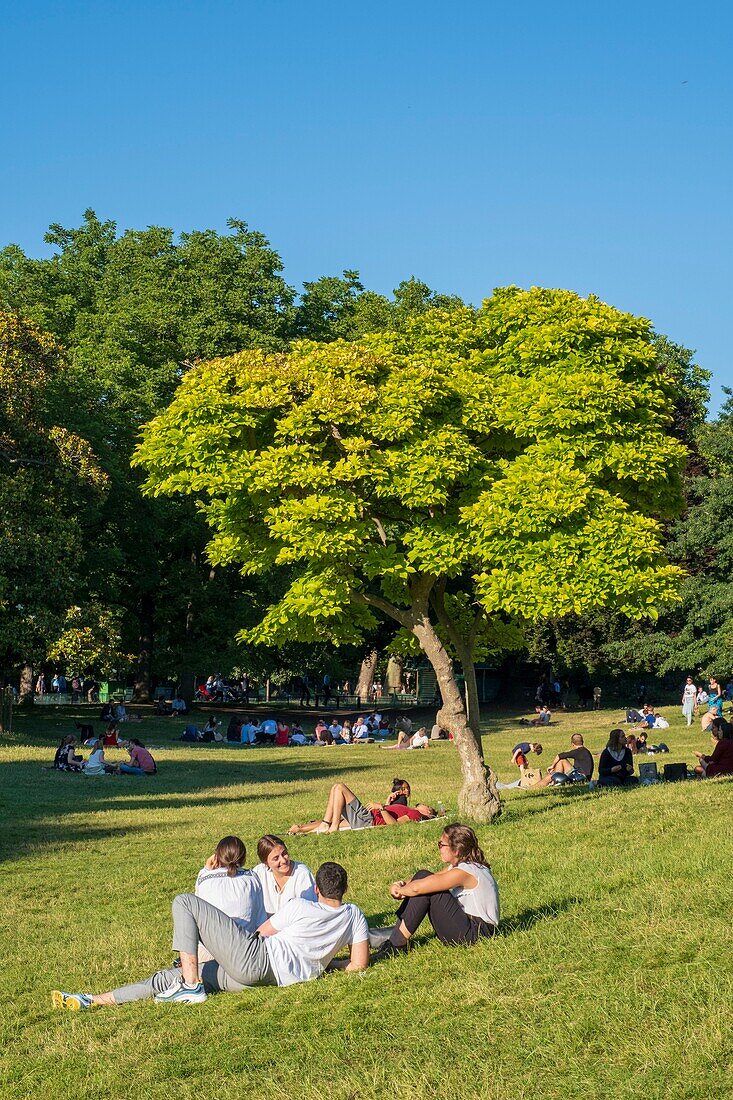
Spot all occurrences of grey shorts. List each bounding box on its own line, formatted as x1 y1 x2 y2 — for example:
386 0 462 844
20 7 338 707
343 796 374 830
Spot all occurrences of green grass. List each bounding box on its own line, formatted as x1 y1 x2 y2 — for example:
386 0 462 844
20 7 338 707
0 704 731 1100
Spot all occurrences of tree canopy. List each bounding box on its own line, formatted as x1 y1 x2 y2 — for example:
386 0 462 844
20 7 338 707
136 286 687 818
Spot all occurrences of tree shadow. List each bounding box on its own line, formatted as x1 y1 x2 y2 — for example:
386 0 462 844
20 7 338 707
0 753 383 863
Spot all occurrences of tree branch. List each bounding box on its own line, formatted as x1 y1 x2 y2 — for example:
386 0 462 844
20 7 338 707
430 580 464 655
371 515 388 546
468 606 486 648
351 590 413 630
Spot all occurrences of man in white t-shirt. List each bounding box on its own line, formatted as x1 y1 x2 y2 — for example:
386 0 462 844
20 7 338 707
51 863 369 1010
352 717 370 741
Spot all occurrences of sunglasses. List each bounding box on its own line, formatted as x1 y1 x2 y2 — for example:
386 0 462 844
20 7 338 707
438 841 451 849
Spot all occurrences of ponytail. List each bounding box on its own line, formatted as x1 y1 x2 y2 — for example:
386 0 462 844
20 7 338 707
442 824 489 868
213 835 246 876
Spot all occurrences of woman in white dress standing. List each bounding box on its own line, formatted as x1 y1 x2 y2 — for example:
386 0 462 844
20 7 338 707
681 676 697 727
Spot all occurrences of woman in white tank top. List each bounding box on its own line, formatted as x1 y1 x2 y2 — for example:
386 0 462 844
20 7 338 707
370 824 500 959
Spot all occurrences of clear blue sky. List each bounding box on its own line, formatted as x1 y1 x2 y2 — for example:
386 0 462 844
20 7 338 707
2 1 731 409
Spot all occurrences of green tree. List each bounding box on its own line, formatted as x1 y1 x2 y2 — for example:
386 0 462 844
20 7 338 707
136 287 685 820
0 311 106 695
598 394 733 679
0 211 295 697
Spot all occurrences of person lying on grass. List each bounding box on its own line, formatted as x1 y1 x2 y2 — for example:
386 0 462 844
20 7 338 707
252 834 317 915
51 861 368 1010
370 824 499 961
287 780 438 834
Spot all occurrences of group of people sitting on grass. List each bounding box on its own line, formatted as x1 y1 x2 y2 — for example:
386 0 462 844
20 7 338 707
502 721 733 790
53 735 157 776
623 705 671 731
178 711 399 746
52 819 499 1011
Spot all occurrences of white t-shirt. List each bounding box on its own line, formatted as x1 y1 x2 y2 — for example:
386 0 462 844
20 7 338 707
410 733 429 749
264 898 368 986
252 860 317 915
450 862 500 927
194 867 266 931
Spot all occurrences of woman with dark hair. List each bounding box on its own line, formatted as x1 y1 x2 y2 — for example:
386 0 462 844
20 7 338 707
194 836 266 951
693 722 733 777
252 835 316 915
53 735 83 772
598 729 636 787
371 824 499 959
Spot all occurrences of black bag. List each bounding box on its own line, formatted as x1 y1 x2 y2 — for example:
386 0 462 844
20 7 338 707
663 762 687 782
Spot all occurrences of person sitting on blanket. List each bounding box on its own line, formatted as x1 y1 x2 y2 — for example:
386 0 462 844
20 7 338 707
51 862 368 1009
287 779 436 834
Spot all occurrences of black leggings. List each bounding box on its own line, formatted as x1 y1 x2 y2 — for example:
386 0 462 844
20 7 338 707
396 870 495 945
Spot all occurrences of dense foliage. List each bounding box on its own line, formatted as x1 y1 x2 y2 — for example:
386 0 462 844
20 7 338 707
136 287 687 817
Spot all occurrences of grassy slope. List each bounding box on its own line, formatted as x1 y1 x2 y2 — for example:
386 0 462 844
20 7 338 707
0 705 731 1100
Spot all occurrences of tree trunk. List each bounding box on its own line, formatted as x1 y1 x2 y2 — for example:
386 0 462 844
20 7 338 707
458 653 481 735
385 655 403 694
178 582 197 705
412 617 501 822
356 648 379 700
19 663 34 707
131 597 154 702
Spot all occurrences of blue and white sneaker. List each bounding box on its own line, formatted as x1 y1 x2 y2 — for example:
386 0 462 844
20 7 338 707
51 990 94 1011
154 978 207 1004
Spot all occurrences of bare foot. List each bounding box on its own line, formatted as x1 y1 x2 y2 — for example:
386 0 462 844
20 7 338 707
287 824 301 835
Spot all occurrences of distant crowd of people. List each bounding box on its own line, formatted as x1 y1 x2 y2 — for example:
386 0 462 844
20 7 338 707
175 711 448 748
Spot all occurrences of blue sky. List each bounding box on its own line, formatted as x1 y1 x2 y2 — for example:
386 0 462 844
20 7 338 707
2 1 731 409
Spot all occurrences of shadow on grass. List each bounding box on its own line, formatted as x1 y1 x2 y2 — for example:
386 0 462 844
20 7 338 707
498 895 583 935
366 896 583 938
0 754 384 862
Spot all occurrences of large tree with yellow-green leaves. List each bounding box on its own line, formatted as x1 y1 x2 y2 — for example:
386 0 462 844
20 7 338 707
136 287 686 820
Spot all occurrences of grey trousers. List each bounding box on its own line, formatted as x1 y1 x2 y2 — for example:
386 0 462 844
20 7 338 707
112 893 276 1004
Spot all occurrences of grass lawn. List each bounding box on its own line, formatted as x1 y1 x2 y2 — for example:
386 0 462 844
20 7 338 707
0 703 731 1100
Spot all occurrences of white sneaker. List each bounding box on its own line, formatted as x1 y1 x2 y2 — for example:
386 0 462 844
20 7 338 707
154 978 207 1004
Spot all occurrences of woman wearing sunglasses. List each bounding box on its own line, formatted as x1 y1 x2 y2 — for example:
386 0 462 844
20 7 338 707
371 823 499 960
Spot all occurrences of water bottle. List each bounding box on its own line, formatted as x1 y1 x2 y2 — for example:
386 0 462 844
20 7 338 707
436 801 445 817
